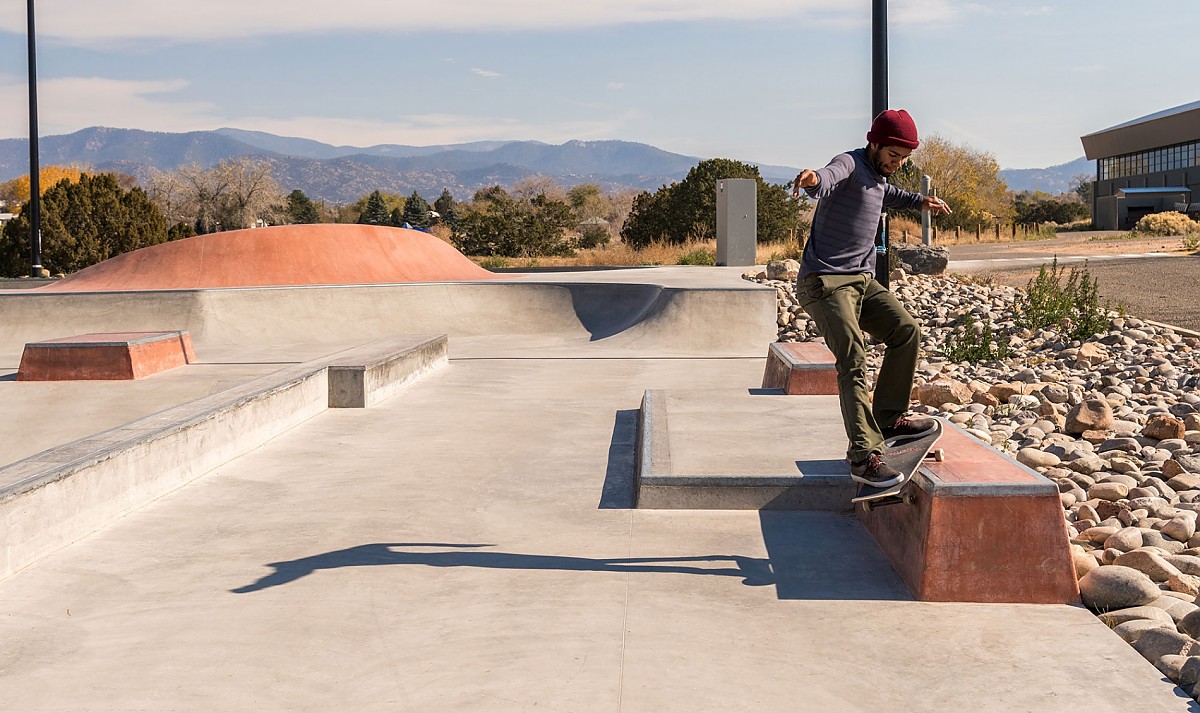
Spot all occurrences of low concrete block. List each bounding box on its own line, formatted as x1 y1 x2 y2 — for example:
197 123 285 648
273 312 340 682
856 423 1080 604
327 335 448 408
17 331 196 381
635 389 854 509
761 342 838 395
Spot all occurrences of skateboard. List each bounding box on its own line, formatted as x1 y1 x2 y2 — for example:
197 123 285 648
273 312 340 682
852 419 945 510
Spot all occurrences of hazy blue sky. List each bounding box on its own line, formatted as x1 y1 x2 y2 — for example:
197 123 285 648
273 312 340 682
0 0 1194 170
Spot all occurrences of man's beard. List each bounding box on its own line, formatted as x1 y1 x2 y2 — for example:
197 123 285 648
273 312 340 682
868 150 893 177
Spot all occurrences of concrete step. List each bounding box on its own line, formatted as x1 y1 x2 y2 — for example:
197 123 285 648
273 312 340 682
636 387 1080 604
636 389 854 509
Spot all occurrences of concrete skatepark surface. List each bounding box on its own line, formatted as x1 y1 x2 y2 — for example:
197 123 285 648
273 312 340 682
0 232 1195 710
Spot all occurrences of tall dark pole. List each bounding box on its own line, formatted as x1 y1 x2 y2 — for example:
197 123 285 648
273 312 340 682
872 0 889 287
27 0 43 276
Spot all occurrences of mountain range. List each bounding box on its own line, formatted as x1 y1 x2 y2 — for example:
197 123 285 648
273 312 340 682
0 126 1090 203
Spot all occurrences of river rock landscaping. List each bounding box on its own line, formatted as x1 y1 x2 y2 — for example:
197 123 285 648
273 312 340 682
746 260 1200 699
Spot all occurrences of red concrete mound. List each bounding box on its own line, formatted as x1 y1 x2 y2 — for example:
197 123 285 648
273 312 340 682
36 224 503 292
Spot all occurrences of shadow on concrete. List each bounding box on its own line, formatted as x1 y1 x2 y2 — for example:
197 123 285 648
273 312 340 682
230 543 775 594
758 510 913 601
231 512 914 602
564 283 662 341
599 409 639 509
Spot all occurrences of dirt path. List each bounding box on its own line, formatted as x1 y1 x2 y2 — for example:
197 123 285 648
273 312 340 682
943 233 1200 333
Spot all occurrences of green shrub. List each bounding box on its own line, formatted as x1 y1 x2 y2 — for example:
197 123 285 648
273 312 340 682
578 225 611 250
1132 211 1200 237
677 248 716 265
478 256 509 270
942 312 1010 364
1014 257 1112 340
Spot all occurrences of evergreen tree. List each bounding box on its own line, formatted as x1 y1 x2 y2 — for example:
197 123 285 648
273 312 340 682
167 221 197 241
286 189 321 224
620 158 805 248
357 190 391 225
452 192 576 257
433 188 456 217
0 173 167 276
401 191 432 228
389 207 404 227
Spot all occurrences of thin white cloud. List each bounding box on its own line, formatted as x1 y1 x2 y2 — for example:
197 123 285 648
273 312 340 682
958 2 1054 19
0 76 217 137
0 1 949 45
0 75 633 147
607 82 625 90
470 68 502 79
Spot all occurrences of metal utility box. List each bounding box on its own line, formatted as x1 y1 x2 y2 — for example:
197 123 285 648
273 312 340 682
716 179 756 266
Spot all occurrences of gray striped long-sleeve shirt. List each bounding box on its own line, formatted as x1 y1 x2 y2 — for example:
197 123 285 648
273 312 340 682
800 148 923 278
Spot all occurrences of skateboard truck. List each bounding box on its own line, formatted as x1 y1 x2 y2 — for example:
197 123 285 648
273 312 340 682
857 446 945 511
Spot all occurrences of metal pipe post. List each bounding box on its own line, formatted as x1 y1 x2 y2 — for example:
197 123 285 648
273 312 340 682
872 0 889 286
921 175 932 246
27 0 43 275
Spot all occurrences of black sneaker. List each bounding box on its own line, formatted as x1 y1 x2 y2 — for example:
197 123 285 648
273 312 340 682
850 454 904 488
882 414 938 441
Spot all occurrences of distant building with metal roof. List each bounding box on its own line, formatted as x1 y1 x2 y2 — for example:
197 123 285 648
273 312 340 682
1081 100 1200 229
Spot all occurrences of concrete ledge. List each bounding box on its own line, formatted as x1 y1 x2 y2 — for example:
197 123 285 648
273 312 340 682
856 422 1080 604
0 334 447 581
327 334 448 408
635 389 855 509
760 342 838 395
17 331 196 381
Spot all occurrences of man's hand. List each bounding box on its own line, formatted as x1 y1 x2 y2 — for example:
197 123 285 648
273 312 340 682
922 195 952 215
791 169 819 198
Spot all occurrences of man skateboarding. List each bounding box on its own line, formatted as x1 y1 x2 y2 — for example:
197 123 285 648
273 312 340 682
791 109 952 489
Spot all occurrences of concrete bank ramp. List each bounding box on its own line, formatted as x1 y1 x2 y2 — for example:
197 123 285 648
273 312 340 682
0 278 777 362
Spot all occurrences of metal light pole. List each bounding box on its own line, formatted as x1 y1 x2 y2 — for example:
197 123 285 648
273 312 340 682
872 0 889 287
27 0 43 276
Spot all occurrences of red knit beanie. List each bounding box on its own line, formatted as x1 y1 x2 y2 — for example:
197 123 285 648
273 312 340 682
867 109 919 149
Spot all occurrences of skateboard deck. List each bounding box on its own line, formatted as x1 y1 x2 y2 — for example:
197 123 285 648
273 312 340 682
852 420 945 508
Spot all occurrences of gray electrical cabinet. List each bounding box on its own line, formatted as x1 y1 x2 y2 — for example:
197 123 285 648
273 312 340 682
716 178 756 266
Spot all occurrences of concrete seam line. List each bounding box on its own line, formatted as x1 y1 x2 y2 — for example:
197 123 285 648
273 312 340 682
1144 319 1200 339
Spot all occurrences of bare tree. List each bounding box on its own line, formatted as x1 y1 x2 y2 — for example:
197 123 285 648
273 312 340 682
511 175 566 202
145 158 284 233
217 157 285 229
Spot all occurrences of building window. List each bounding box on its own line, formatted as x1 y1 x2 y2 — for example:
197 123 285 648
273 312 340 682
1101 139 1200 181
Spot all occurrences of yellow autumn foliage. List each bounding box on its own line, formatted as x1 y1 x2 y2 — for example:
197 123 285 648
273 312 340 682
0 165 92 206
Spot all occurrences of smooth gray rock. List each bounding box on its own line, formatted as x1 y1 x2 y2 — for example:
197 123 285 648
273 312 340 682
1114 549 1184 582
1079 566 1163 611
1165 555 1200 577
1178 609 1200 638
1112 618 1175 644
1103 527 1147 553
1133 627 1199 663
1143 596 1199 623
1156 654 1190 685
1099 605 1176 627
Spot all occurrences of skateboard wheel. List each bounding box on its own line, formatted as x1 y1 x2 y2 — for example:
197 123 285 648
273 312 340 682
901 491 915 506
863 500 875 512
932 448 945 463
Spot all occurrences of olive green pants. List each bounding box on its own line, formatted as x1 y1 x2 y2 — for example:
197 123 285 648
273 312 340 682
796 273 920 462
